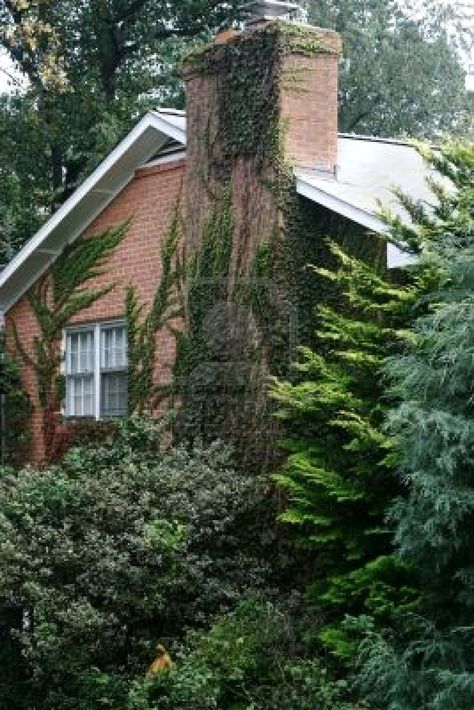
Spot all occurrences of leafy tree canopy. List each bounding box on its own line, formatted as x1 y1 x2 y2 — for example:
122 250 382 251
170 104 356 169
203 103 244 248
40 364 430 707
305 0 472 137
0 0 242 261
0 0 471 262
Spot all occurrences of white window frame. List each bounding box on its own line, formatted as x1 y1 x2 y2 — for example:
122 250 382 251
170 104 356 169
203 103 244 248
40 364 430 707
63 320 127 420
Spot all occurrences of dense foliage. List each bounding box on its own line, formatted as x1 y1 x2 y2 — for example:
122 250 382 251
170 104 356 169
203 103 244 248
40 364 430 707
359 143 474 708
0 417 274 708
129 599 364 709
0 352 31 465
270 242 419 663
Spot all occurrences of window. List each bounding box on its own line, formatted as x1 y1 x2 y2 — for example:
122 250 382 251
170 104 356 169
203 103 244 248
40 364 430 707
65 329 95 417
64 322 127 418
100 326 128 417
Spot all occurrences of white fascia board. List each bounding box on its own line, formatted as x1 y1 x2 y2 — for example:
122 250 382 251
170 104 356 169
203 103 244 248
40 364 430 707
295 176 415 269
0 111 185 313
295 176 388 235
150 111 186 145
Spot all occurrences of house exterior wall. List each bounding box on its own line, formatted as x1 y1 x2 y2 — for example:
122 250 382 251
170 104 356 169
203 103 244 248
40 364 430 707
6 158 185 464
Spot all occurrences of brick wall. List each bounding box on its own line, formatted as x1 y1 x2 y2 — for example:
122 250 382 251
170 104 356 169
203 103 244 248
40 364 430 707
281 37 341 171
6 158 185 464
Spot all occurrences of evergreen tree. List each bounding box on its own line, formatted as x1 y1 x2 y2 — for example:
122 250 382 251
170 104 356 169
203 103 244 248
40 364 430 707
270 241 419 662
360 143 474 708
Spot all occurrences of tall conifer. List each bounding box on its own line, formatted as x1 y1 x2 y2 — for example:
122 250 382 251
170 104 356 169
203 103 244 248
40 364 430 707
360 143 474 708
271 240 418 661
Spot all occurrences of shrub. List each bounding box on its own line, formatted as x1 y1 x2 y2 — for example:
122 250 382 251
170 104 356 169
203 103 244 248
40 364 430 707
130 598 366 709
0 354 31 465
0 416 272 708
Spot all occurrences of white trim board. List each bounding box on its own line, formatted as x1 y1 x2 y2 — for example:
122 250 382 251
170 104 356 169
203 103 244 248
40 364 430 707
295 175 388 234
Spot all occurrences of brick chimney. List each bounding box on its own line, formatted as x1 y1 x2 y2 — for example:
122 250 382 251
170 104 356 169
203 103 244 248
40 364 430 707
182 16 342 171
280 28 342 171
180 14 342 263
177 12 343 466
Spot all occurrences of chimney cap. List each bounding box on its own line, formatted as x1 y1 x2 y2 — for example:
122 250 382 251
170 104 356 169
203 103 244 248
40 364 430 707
241 1 299 22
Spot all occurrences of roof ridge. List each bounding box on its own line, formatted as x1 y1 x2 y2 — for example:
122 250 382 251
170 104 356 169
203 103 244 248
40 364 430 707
338 133 413 147
153 108 186 116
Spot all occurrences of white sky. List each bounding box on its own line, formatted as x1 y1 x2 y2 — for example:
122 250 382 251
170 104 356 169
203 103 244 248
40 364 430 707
0 50 22 93
0 0 473 94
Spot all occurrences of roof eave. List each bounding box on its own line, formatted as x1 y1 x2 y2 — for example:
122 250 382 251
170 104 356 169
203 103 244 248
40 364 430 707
295 174 416 269
295 174 388 234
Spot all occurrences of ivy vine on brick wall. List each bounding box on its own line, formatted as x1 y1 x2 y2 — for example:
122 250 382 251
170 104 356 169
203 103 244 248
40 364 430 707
174 21 377 470
11 221 129 462
126 206 183 413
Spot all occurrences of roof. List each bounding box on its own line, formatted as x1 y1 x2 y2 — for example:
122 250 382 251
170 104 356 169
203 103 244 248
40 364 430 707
0 108 428 313
295 135 438 268
295 136 434 234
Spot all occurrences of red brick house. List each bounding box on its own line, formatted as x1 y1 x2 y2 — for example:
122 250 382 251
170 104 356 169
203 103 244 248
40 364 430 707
0 6 432 463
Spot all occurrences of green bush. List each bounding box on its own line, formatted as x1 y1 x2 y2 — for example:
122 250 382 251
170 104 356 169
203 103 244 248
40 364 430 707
0 416 272 708
130 598 365 709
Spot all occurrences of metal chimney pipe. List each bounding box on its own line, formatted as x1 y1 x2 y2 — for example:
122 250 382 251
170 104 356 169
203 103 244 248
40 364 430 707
241 1 299 24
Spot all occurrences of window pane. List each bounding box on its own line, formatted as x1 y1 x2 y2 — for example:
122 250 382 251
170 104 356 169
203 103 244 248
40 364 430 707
66 375 94 416
66 378 73 415
67 333 78 374
67 330 94 374
101 372 128 417
79 331 94 372
101 326 127 369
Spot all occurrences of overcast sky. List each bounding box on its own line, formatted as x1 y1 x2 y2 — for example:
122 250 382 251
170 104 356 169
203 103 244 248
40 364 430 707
0 51 20 93
0 0 473 94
